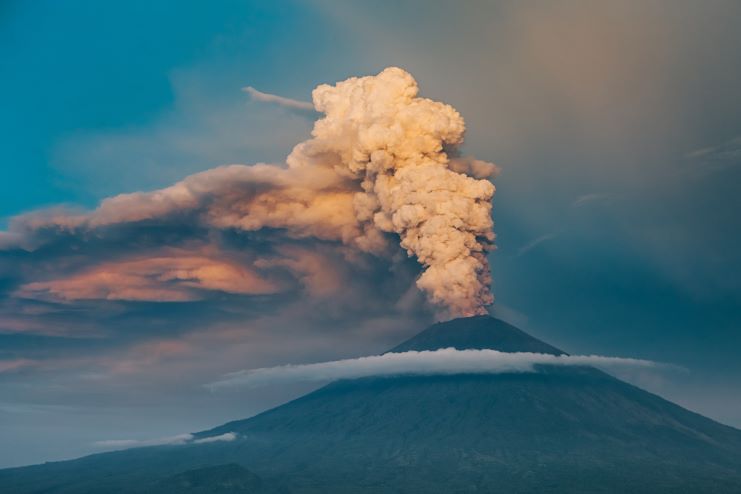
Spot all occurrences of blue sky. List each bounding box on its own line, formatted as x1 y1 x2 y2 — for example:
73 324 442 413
1 0 740 468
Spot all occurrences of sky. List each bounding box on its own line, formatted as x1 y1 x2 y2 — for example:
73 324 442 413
1 0 741 468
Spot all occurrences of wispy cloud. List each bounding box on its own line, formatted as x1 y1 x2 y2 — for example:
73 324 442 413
684 135 741 174
0 359 35 374
208 348 665 389
193 432 237 444
0 402 78 415
243 86 316 113
92 432 237 450
516 233 557 257
92 433 193 449
572 193 613 208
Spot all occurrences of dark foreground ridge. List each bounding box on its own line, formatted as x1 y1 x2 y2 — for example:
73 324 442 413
2 316 741 493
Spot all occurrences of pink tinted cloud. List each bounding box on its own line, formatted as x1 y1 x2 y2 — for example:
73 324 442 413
16 255 282 303
0 359 36 374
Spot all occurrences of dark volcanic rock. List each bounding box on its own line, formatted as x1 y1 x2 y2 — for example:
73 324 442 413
387 315 566 354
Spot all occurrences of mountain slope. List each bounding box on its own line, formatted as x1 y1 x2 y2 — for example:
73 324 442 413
387 315 566 354
2 316 741 493
149 463 286 494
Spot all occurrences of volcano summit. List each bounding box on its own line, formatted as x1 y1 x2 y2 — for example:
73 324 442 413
2 316 741 493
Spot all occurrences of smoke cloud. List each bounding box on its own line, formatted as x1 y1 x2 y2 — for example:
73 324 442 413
2 67 496 317
208 348 663 389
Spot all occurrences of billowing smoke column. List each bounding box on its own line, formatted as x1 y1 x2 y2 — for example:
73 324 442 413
293 67 497 316
4 68 497 318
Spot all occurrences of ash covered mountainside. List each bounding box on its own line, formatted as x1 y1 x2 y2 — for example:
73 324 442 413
2 316 741 493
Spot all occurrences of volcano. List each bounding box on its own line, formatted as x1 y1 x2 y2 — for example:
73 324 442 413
2 316 741 493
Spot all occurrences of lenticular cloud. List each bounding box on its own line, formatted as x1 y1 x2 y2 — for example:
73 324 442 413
208 348 662 389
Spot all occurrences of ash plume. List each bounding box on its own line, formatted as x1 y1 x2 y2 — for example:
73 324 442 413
2 68 497 318
298 67 497 316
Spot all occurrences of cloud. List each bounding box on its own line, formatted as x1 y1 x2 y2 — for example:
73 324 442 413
243 86 316 113
684 135 741 174
516 233 557 257
572 193 613 208
208 348 664 389
16 254 281 303
93 433 193 449
92 431 237 450
194 432 237 444
0 359 35 374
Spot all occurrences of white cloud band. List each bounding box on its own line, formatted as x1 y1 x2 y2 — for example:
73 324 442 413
92 432 237 450
209 348 664 389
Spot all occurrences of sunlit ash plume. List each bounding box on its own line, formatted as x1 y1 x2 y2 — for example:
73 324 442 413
3 68 498 317
299 68 498 316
